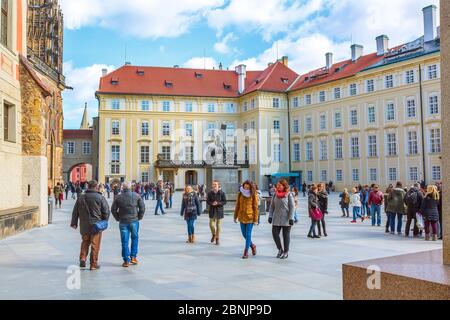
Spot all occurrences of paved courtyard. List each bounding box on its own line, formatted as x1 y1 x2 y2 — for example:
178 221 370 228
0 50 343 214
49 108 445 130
0 193 442 300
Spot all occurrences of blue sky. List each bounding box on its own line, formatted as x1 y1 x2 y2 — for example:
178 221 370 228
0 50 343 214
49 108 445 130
61 0 439 129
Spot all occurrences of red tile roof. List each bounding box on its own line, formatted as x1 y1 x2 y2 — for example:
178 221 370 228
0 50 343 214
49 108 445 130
289 52 385 92
63 130 93 140
243 62 299 95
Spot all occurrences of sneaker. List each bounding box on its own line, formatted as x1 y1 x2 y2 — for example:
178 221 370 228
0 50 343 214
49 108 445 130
276 250 283 258
130 258 138 265
313 235 321 239
155 213 160 216
79 260 86 268
122 261 130 268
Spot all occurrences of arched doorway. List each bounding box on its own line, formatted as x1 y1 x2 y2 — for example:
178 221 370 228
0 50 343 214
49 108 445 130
185 170 198 186
67 163 93 185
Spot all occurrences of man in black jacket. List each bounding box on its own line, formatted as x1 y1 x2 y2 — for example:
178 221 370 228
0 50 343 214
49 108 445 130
206 181 227 245
71 180 110 271
154 180 165 215
404 183 424 237
111 182 146 268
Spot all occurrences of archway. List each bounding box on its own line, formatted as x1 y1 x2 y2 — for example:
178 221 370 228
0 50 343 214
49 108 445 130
67 163 93 185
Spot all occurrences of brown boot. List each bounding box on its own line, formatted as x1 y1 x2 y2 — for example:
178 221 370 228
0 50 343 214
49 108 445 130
186 235 192 243
191 234 195 243
425 234 430 241
211 235 216 243
215 237 219 245
432 234 438 241
250 243 257 256
242 249 249 259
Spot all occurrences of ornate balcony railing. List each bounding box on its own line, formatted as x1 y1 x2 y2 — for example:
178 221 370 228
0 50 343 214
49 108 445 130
155 156 249 169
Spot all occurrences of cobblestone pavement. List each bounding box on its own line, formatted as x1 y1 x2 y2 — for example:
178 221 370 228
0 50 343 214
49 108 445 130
0 193 441 300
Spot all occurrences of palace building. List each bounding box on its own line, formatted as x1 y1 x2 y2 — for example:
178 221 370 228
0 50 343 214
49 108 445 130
96 5 441 191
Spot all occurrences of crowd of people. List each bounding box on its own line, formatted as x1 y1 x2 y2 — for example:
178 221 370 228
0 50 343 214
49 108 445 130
69 177 443 271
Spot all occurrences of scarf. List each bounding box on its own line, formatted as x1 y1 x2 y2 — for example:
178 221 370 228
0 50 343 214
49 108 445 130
240 186 252 198
275 190 288 199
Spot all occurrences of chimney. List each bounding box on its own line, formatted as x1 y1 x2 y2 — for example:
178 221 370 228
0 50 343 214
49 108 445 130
125 62 131 66
281 56 288 67
325 52 333 70
376 35 389 56
423 5 437 42
102 68 107 77
351 44 363 62
235 64 247 94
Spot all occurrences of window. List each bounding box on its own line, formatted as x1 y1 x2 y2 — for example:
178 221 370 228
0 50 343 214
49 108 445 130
82 141 91 155
272 98 280 108
161 146 171 160
293 119 299 134
162 122 170 136
387 133 397 156
432 166 441 181
349 83 357 96
305 94 312 105
388 168 398 181
370 168 378 182
226 123 235 137
409 167 419 181
162 101 170 112
185 146 194 162
429 95 439 115
351 137 360 158
405 70 415 84
1 0 8 47
225 103 235 113
321 170 328 182
243 102 248 112
368 106 376 124
111 145 120 174
408 131 418 155
141 122 149 136
141 101 150 111
292 97 299 108
306 142 313 161
208 123 216 137
386 103 395 121
243 123 248 134
428 65 438 80
335 138 343 160
366 79 374 93
385 75 394 89
111 99 120 110
430 128 441 153
352 169 360 182
273 120 280 134
273 144 281 162
185 102 193 112
185 123 193 137
350 110 358 126
66 142 75 155
334 87 341 99
368 135 377 157
319 114 327 131
306 117 312 132
406 99 416 118
250 121 256 130
307 171 313 183
250 144 256 163
334 112 342 128
112 120 120 135
3 102 15 142
336 170 343 182
141 172 149 183
320 141 328 160
251 99 255 109
293 143 301 161
140 146 150 163
319 91 326 102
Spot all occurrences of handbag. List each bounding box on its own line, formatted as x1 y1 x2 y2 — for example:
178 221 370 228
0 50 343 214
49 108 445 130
416 212 424 231
80 195 108 234
310 207 323 221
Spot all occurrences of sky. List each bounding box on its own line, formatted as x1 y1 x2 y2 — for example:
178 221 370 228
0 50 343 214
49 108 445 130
61 0 440 129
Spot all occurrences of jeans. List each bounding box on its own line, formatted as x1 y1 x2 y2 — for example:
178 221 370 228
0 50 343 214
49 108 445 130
155 199 165 214
371 204 382 226
186 218 196 236
55 196 61 207
294 208 299 223
388 212 403 233
119 221 139 263
169 195 173 208
308 218 318 237
240 223 254 251
361 203 367 217
272 226 291 252
352 207 361 221
341 207 349 217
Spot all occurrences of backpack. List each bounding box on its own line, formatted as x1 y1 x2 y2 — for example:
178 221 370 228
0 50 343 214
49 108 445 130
405 189 419 207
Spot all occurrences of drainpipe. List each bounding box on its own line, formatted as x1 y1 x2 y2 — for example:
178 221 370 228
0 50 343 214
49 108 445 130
419 64 427 184
287 97 292 174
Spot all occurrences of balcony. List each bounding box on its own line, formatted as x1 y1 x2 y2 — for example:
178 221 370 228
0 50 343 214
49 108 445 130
155 154 249 169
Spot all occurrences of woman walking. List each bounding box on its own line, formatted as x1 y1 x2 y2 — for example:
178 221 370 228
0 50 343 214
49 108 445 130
307 185 321 239
350 187 362 223
339 188 350 217
420 185 440 241
317 183 328 237
269 180 295 259
234 181 259 259
180 185 202 244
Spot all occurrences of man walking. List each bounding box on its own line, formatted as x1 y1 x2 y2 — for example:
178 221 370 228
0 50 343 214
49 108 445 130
404 183 423 237
207 181 227 245
155 180 166 215
71 180 110 271
368 185 384 227
111 182 146 268
386 181 407 235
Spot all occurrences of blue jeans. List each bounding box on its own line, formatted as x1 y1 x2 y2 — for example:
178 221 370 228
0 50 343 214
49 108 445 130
388 212 403 233
119 221 139 263
155 199 165 214
371 205 382 226
353 207 361 221
294 208 299 223
169 195 173 208
240 223 254 251
186 218 195 236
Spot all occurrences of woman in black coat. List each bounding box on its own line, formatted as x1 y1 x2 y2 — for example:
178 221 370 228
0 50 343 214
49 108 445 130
420 185 440 241
317 183 328 237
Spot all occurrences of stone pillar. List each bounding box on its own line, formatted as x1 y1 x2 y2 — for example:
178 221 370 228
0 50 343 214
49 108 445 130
441 0 450 265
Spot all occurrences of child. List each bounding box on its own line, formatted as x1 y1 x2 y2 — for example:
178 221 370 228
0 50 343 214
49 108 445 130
350 187 362 223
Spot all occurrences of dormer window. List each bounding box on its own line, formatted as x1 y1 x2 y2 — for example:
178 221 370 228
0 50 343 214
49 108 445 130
195 72 203 79
281 77 289 84
111 77 119 85
223 83 232 90
165 80 173 88
137 69 145 76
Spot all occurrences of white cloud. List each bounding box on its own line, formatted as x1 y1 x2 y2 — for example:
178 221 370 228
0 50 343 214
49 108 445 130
63 62 115 129
183 57 218 69
214 33 238 55
60 0 224 39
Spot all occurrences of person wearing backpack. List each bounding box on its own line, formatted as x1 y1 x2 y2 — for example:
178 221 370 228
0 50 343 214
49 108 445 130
386 181 407 235
268 179 295 259
180 185 202 244
404 183 423 237
339 188 350 218
368 185 384 227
